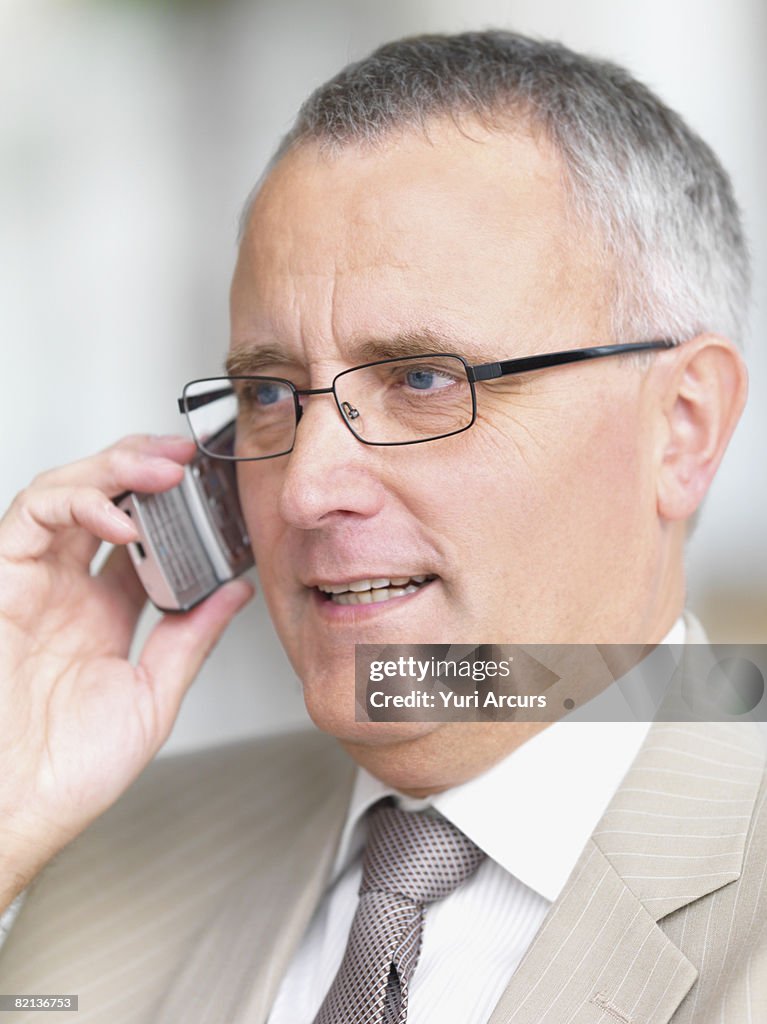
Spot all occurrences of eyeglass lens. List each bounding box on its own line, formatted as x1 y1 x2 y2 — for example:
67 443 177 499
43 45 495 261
182 355 474 460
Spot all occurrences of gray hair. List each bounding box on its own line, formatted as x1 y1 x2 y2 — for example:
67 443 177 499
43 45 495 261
244 30 750 347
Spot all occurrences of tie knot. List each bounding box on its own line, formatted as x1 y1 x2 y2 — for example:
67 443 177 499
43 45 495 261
360 799 486 905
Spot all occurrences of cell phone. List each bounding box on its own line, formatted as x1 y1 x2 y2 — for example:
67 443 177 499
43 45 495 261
114 422 254 613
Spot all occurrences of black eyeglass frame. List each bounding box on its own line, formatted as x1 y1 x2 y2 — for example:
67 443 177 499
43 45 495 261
177 338 677 461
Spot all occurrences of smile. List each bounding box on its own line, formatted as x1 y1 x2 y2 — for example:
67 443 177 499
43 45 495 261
316 575 437 606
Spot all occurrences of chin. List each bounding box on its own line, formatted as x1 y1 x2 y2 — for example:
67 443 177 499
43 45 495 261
301 680 441 748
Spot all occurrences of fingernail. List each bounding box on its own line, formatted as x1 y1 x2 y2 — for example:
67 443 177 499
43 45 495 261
230 579 256 605
106 503 137 533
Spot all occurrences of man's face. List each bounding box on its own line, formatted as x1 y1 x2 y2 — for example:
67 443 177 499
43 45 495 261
230 122 667 744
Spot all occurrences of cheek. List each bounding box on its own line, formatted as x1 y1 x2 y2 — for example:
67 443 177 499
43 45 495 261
534 393 651 562
236 466 286 571
464 385 649 562
574 395 649 505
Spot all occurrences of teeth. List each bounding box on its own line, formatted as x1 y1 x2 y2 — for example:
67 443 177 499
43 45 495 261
318 575 433 596
325 581 428 605
348 580 372 593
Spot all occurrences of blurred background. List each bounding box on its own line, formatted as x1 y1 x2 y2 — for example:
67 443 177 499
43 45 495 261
1 0 764 754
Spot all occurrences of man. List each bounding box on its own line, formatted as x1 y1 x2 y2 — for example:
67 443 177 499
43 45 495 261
0 29 764 1024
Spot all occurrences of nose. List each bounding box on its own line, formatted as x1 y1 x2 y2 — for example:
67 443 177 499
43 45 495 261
277 390 387 530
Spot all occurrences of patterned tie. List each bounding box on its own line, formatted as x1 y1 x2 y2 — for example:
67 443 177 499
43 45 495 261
313 797 486 1024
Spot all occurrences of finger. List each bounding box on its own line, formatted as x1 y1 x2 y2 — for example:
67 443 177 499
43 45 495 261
0 444 201 565
137 579 256 738
0 485 140 562
54 433 194 474
30 434 197 497
1 437 199 565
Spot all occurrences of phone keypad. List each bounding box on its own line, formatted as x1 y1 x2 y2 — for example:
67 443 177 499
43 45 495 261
141 486 218 603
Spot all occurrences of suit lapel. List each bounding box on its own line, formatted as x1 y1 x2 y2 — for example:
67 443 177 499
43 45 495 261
488 716 765 1024
155 760 355 1024
487 838 697 1024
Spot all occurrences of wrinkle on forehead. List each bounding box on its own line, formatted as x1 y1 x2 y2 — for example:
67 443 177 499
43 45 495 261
230 121 612 368
226 322 494 376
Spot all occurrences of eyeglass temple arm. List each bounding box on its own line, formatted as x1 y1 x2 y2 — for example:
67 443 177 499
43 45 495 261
467 339 677 383
177 385 234 414
177 340 677 407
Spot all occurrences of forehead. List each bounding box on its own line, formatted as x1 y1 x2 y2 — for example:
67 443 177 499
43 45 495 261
230 121 610 365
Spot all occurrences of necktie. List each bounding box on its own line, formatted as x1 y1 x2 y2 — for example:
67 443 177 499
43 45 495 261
313 797 486 1024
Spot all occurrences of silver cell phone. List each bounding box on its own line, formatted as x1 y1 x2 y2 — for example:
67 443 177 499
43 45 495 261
114 422 254 613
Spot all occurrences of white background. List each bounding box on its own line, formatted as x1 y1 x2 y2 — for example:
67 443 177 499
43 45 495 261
1 0 764 753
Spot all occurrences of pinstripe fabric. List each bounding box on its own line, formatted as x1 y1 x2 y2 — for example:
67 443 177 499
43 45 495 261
0 613 765 1023
0 732 356 1024
485 717 766 1024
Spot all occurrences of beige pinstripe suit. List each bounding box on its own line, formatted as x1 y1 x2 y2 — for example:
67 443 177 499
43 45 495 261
1 617 765 1023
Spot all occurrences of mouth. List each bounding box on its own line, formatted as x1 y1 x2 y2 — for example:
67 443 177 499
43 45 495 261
315 574 438 606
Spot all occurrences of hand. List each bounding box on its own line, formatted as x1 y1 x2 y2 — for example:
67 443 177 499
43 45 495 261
0 435 254 907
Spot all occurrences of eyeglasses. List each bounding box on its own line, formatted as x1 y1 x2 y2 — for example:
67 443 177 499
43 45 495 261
177 339 676 461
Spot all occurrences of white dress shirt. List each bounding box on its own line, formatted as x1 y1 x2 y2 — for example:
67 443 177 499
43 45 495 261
267 618 685 1024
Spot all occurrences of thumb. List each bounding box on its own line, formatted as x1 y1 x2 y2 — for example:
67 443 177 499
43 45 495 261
137 578 255 735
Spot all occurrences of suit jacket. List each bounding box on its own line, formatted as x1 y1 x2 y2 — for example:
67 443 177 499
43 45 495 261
0 615 765 1023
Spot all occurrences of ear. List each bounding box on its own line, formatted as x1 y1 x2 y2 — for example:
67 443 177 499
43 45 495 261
656 335 748 521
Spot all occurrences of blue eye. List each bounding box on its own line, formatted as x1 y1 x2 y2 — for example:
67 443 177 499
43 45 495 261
404 368 454 390
254 381 284 405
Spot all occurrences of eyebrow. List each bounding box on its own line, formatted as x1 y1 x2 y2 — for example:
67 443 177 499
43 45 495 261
225 327 490 375
353 328 487 363
225 345 292 376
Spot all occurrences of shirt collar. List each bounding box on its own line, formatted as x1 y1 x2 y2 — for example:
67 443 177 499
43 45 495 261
332 617 686 903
